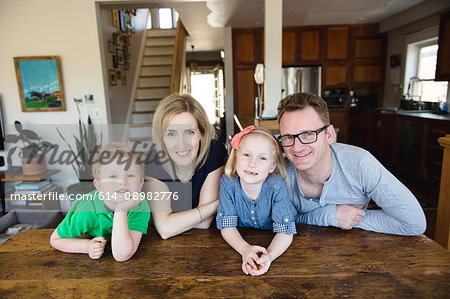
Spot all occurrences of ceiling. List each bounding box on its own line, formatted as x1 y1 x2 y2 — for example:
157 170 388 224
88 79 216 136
104 0 427 51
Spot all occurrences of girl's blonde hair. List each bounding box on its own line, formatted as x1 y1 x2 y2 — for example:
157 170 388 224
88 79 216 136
224 127 287 180
152 93 215 179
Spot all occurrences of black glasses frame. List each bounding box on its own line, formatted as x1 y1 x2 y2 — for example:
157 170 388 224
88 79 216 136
278 125 329 147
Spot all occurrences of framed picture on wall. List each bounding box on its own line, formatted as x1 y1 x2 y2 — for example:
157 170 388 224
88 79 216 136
116 49 124 65
107 40 114 53
119 11 127 33
13 56 66 112
109 70 117 86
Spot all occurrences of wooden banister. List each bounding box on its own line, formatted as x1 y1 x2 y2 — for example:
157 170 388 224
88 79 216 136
170 19 188 94
435 134 450 249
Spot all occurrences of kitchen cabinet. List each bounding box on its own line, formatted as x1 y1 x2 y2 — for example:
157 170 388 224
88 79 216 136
435 11 450 81
329 108 349 143
355 38 383 59
349 109 450 207
299 29 321 62
282 30 297 65
324 65 348 86
234 68 256 128
232 24 385 135
233 29 263 65
353 64 382 84
326 26 349 60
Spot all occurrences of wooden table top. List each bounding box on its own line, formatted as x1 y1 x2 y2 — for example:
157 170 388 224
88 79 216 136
0 225 449 298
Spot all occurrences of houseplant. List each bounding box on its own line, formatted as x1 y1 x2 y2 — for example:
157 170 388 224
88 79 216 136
5 121 53 175
56 106 102 196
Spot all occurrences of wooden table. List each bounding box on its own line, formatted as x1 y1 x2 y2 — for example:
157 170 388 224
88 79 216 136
0 226 449 298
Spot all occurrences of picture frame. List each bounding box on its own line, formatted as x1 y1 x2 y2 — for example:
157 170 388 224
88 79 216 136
111 10 119 28
123 45 128 60
112 55 118 69
112 32 120 46
116 48 124 65
109 70 117 86
119 11 127 33
121 72 127 85
107 40 114 54
13 56 66 112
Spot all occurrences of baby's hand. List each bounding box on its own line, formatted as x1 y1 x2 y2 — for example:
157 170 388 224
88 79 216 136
241 245 268 275
248 252 272 276
88 237 106 259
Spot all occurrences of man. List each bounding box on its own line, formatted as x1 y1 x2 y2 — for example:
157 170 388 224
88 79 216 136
277 92 426 235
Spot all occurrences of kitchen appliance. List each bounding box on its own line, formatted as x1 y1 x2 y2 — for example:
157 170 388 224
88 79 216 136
281 66 321 98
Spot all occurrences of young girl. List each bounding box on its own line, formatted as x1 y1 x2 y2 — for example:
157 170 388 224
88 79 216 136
216 126 297 276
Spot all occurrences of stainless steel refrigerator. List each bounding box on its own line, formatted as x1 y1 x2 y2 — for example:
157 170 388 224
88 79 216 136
281 66 322 98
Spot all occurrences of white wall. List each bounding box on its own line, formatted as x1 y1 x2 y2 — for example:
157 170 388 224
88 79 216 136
0 0 109 128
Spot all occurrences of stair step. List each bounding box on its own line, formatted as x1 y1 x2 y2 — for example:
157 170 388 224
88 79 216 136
137 86 170 89
134 97 161 101
132 110 155 114
140 65 171 76
125 124 153 139
143 54 173 57
145 37 175 47
134 99 160 111
146 29 176 37
144 47 173 56
132 113 154 124
138 76 170 88
143 56 172 65
136 87 169 99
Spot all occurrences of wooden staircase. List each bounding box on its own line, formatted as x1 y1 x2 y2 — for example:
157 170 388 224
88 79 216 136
128 29 176 145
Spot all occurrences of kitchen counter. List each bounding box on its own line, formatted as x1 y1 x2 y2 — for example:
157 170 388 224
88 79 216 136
372 107 450 122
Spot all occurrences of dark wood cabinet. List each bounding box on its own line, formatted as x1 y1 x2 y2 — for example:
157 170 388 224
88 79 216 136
349 109 450 207
233 68 256 128
324 65 348 86
353 64 382 84
355 38 383 59
326 26 349 60
435 11 450 81
282 30 297 65
329 108 349 143
300 29 321 62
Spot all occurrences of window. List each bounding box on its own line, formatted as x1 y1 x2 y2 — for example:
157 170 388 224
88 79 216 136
146 10 152 29
158 8 179 29
404 28 448 103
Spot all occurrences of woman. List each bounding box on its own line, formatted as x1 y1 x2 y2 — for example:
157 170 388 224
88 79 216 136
145 94 227 239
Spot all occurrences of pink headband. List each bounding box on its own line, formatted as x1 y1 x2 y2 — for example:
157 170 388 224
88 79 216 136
231 125 279 154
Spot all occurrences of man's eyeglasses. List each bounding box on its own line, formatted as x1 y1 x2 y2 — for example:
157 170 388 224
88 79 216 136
278 126 328 147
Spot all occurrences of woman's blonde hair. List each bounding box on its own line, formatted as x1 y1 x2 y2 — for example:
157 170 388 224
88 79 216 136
152 93 215 179
224 127 287 180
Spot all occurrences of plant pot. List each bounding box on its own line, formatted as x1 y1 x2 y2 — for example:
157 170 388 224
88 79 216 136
21 157 47 176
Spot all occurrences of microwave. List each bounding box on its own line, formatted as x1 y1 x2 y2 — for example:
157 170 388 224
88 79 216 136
323 95 347 108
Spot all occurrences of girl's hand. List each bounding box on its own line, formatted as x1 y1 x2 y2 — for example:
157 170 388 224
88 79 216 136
248 252 273 276
241 245 268 275
88 237 106 259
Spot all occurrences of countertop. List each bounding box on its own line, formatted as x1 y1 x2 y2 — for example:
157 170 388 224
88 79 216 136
356 107 450 122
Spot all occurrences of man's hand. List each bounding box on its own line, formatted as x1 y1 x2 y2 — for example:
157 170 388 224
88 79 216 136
336 205 366 230
241 245 268 275
88 237 106 259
